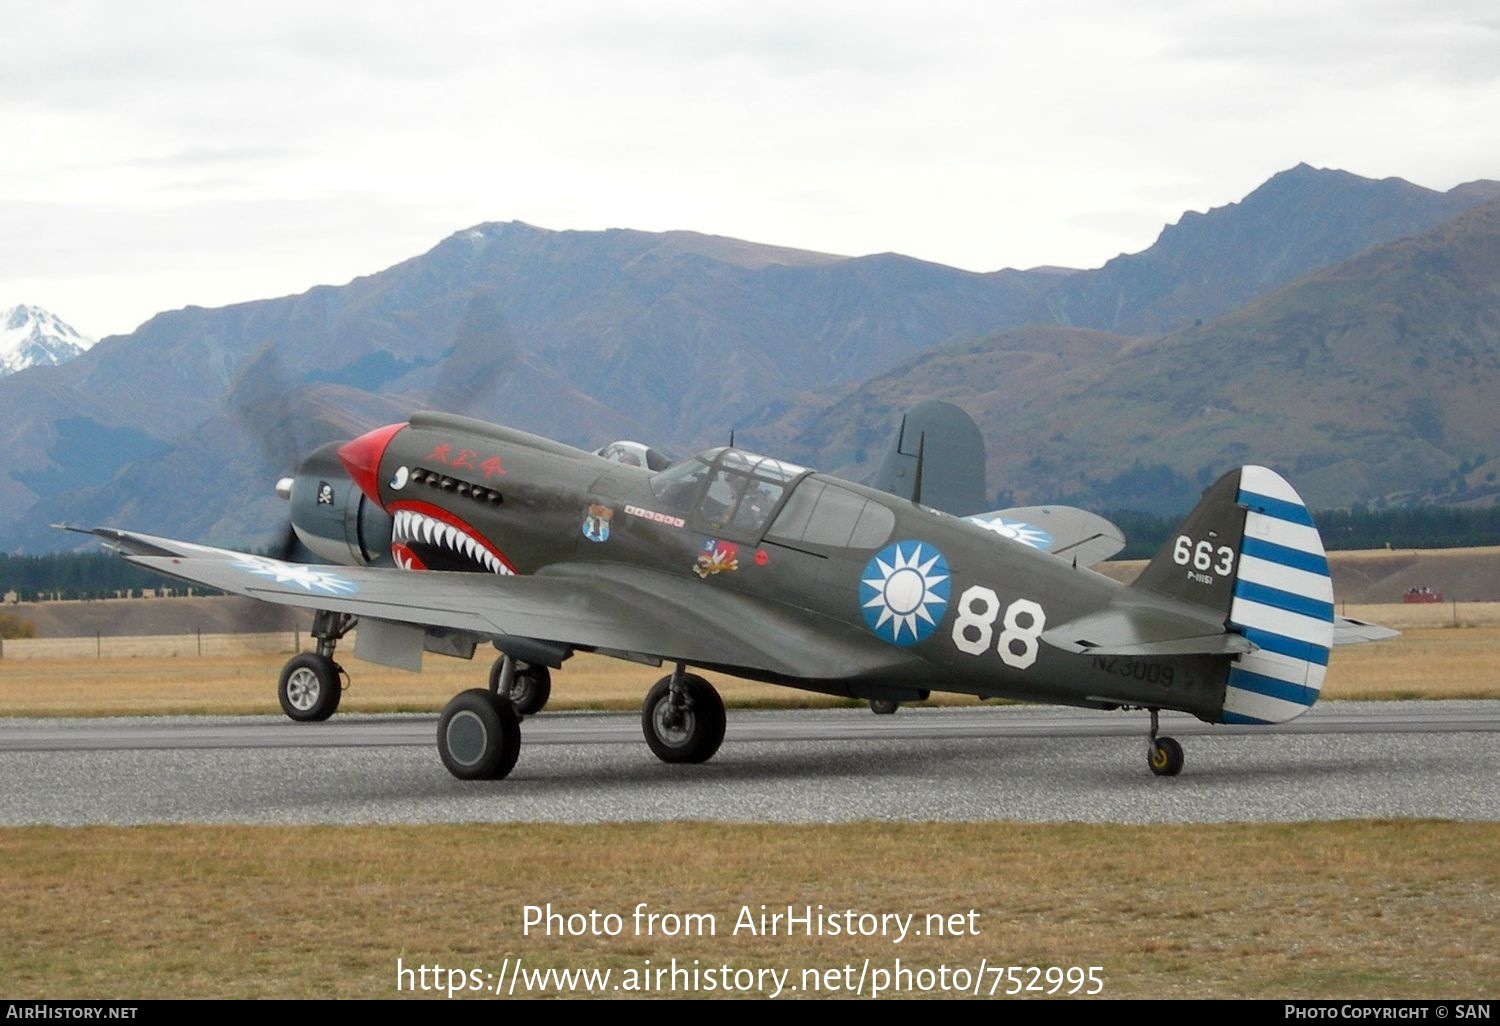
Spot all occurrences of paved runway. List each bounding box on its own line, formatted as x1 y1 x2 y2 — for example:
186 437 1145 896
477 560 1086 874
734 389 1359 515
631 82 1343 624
2 701 1497 825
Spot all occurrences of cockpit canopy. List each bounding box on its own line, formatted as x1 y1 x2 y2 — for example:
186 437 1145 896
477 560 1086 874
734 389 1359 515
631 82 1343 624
650 447 895 549
650 447 808 537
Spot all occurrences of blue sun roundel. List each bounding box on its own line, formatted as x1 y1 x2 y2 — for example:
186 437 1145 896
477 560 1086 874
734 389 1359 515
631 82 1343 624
859 540 951 646
965 515 1053 551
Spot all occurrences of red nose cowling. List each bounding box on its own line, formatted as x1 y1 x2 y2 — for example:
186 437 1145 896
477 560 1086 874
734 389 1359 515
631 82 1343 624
337 422 407 506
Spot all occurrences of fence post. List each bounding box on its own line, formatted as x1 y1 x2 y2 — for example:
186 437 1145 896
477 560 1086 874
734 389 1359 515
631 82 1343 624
96 631 101 658
197 626 202 657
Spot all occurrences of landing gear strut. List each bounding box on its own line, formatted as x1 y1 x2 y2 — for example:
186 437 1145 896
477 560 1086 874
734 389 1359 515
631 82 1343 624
1146 708 1184 777
277 610 355 722
489 655 552 716
641 664 726 764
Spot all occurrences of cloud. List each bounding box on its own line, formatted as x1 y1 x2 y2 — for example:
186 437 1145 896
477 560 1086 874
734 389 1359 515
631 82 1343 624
1162 0 1500 88
2 1 1495 335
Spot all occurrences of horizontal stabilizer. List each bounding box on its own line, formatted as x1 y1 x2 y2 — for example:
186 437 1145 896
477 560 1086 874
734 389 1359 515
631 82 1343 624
1333 616 1401 645
1042 606 1253 657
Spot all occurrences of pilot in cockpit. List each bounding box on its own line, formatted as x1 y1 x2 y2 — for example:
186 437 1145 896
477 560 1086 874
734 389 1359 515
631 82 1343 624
731 480 780 530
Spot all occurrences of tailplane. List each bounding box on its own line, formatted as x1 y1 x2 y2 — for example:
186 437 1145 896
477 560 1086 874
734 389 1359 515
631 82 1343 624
1132 466 1335 724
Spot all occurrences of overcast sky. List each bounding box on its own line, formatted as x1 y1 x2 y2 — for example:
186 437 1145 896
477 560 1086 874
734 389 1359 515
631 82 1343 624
3 0 1497 339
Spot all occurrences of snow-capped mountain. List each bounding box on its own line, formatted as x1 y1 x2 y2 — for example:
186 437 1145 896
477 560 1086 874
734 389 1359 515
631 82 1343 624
0 305 96 376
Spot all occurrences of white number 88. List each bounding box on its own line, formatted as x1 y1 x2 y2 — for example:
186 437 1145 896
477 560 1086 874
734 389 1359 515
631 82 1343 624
951 585 1046 669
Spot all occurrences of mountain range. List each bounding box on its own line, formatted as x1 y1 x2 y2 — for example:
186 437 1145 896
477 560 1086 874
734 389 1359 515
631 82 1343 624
2 163 1498 551
766 195 1500 514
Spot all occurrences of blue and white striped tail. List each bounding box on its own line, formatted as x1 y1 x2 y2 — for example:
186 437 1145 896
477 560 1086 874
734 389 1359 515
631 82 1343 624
1223 466 1334 725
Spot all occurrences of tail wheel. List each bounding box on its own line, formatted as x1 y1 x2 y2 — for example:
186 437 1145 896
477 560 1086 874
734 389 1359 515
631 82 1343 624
438 689 521 780
642 673 726 764
1149 736 1184 777
278 652 342 722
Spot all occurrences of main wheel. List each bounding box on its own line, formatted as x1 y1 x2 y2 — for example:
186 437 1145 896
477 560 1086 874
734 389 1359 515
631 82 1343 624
1149 736 1185 777
869 698 900 715
490 657 552 716
278 653 342 722
641 674 726 764
438 689 521 780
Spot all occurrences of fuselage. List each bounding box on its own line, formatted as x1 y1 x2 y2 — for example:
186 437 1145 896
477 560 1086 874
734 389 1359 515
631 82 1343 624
339 412 1232 721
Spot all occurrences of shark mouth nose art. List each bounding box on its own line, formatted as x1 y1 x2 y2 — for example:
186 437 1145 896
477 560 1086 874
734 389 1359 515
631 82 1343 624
390 506 515 575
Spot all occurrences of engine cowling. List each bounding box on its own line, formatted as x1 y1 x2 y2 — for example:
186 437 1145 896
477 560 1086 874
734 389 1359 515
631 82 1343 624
281 441 394 566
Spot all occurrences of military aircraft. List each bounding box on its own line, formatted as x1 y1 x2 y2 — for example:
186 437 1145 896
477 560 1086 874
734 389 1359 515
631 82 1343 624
268 399 1121 721
83 410 1389 781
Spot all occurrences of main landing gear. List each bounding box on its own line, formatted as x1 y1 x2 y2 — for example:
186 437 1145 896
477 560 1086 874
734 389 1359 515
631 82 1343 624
437 688 522 780
488 655 552 716
1146 708 1184 777
277 611 354 722
641 665 726 764
436 660 727 781
436 653 536 780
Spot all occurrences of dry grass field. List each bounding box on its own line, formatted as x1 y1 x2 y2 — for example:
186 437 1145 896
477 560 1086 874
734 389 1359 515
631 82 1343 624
2 821 1496 999
1 605 1497 716
1 545 1492 716
0 646 889 717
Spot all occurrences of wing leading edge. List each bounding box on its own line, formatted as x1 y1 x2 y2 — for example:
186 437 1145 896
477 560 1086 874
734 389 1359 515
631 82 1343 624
91 528 915 683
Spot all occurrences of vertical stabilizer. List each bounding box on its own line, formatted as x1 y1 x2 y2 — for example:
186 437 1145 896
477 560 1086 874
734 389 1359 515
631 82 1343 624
870 400 986 516
1131 466 1334 724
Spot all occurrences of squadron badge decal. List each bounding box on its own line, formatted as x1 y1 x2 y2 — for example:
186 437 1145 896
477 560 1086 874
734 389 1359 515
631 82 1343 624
859 541 950 646
582 503 613 543
694 539 739 578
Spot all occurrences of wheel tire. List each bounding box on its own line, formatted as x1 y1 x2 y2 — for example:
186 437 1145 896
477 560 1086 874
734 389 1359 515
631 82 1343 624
641 673 726 764
438 689 521 781
869 698 900 715
278 653 342 722
1149 736 1185 777
490 657 552 716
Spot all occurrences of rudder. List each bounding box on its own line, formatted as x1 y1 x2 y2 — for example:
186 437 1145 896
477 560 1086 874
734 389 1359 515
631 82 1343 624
1224 466 1334 724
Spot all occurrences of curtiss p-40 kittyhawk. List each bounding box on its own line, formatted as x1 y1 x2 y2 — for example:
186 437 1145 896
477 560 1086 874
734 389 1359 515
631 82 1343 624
80 411 1394 780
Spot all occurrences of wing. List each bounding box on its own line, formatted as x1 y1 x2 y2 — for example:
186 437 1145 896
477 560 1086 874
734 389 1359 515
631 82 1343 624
89 528 912 681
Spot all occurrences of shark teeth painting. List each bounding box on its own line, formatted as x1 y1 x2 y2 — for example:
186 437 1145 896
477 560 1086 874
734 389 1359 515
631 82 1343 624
390 506 514 575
